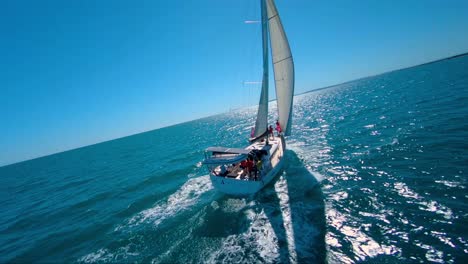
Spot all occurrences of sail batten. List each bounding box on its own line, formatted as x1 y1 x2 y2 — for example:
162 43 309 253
273 55 292 65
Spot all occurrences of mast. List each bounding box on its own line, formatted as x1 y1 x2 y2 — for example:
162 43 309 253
252 0 269 140
261 0 269 113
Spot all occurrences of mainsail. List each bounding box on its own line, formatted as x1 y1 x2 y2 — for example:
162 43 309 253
266 0 294 136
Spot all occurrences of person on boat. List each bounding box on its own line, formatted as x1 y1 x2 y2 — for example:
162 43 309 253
255 159 263 180
240 160 247 169
268 125 274 140
245 158 254 178
276 120 282 136
250 127 255 138
219 164 227 176
251 160 258 180
240 160 247 176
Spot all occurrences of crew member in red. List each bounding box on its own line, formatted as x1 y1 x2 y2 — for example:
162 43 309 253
245 158 254 177
275 120 282 135
240 160 247 169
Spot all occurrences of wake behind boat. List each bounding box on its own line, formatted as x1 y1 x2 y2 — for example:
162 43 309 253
203 0 294 195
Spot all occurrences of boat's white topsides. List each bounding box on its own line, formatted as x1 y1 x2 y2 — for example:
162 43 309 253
204 135 285 195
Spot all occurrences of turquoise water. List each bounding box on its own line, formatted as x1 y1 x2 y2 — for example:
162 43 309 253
1 55 467 263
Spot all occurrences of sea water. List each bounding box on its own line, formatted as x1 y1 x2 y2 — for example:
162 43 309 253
1 55 467 263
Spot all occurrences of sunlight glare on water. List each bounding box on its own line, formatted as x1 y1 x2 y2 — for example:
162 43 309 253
1 56 467 263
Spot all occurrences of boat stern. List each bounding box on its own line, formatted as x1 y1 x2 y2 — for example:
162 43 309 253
209 174 264 195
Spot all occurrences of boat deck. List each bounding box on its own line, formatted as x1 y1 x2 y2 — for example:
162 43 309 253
211 136 283 181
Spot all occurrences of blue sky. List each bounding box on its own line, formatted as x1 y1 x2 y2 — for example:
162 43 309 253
1 0 467 166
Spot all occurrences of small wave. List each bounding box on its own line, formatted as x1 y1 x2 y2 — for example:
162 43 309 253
78 244 140 264
150 232 192 264
393 182 454 220
79 249 114 263
434 180 464 188
326 208 400 262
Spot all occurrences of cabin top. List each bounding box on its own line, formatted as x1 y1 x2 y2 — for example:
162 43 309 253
202 139 278 166
205 147 251 155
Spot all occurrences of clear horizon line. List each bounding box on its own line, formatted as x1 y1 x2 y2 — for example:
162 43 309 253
1 51 467 168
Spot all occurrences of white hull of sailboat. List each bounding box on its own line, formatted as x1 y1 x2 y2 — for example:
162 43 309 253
209 136 285 195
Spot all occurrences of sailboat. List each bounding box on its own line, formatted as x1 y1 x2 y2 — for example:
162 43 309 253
203 0 294 195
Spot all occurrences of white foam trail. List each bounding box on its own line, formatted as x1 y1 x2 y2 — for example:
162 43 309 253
81 176 213 263
274 176 298 263
113 176 213 232
208 175 323 263
207 208 280 263
129 175 213 227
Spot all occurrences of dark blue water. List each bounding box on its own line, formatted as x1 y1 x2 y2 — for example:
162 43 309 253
1 55 467 263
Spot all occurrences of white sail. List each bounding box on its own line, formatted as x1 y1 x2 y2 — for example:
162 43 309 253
266 0 294 136
253 0 269 139
253 75 268 138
